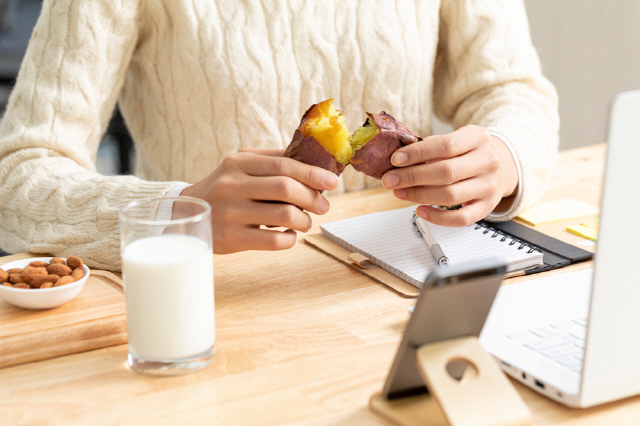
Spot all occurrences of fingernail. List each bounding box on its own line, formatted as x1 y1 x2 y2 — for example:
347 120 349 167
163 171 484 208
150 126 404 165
323 173 339 188
382 173 399 188
319 197 330 214
391 152 408 166
394 188 407 199
416 207 428 220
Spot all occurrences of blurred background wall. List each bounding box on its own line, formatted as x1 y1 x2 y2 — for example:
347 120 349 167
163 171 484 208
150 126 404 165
431 2 640 151
525 0 640 150
433 1 640 149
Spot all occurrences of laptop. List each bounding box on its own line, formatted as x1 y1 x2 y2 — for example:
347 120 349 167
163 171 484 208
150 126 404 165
479 89 640 408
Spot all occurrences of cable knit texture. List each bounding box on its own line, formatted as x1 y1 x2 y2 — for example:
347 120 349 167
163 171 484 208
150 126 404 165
0 0 558 270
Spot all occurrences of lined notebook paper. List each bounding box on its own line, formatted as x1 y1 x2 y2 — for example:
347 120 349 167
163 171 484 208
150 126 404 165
320 206 544 288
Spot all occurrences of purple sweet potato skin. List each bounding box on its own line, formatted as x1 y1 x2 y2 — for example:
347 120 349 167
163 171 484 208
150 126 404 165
284 130 346 176
350 111 423 179
372 111 422 145
349 136 401 180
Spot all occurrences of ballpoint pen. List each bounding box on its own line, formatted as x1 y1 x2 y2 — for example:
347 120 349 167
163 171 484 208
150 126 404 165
412 214 449 266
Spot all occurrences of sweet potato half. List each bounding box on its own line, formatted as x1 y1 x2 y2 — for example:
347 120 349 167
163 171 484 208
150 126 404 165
284 99 349 176
349 111 422 179
284 99 422 179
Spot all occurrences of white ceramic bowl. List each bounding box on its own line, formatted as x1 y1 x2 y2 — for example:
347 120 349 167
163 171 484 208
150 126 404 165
0 257 90 310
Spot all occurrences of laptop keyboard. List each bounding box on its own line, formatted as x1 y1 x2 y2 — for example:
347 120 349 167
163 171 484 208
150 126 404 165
506 319 587 372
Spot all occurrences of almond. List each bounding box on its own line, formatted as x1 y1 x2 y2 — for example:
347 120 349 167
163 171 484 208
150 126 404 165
30 274 60 288
54 276 76 287
1 256 86 291
12 283 31 289
71 268 84 281
66 256 84 270
21 267 48 283
47 264 72 276
9 273 26 284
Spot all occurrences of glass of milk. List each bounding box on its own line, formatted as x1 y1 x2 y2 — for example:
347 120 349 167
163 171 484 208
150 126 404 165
119 196 214 375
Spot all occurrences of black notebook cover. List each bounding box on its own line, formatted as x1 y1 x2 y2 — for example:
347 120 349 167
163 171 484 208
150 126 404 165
477 220 594 275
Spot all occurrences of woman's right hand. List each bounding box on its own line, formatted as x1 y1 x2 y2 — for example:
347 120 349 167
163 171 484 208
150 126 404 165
181 148 339 254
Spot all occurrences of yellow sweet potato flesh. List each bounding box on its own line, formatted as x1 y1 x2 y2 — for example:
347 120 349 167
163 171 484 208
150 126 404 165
349 119 380 152
299 98 352 165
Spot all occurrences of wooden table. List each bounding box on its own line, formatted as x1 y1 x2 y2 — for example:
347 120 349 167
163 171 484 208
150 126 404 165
3 143 639 425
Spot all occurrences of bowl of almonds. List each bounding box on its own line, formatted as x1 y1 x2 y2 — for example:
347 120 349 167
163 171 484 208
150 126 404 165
0 256 90 310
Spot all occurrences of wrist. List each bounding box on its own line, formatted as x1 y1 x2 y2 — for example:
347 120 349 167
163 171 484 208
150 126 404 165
490 135 519 198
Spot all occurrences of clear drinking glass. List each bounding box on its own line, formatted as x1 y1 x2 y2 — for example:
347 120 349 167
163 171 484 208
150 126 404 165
119 196 215 375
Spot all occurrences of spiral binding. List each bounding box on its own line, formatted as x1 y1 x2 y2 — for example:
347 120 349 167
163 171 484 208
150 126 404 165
473 223 542 254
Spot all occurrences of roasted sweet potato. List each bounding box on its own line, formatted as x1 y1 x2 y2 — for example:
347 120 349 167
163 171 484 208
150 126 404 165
285 99 422 179
284 99 350 176
349 112 422 179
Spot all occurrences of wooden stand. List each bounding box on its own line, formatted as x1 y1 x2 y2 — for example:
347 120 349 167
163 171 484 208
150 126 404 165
370 336 532 426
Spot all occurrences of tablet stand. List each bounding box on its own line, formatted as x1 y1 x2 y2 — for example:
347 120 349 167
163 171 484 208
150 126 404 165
370 336 532 426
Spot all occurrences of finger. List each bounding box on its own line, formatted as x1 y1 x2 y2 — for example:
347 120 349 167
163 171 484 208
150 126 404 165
235 200 314 232
218 227 298 253
391 125 489 167
221 201 312 231
383 148 491 189
242 155 339 191
415 199 494 227
240 148 286 157
239 176 330 215
392 177 493 207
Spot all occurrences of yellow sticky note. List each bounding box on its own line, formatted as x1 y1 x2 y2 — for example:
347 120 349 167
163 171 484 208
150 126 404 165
517 198 599 226
580 220 600 230
567 224 599 241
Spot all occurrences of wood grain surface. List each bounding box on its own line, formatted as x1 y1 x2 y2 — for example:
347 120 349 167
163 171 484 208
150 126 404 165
370 336 533 426
3 144 640 426
0 256 126 369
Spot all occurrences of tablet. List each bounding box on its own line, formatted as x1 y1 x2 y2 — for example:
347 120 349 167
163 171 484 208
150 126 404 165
382 259 506 399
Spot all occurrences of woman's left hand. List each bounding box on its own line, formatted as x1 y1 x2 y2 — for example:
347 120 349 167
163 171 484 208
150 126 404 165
381 125 518 227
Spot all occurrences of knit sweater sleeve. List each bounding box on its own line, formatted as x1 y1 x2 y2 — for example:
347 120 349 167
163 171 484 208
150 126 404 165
0 0 184 270
433 0 560 221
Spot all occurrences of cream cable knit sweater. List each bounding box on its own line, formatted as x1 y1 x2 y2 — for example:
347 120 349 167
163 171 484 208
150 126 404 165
0 0 558 270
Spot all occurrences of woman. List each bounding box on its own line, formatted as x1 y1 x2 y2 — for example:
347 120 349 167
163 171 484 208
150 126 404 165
0 0 558 270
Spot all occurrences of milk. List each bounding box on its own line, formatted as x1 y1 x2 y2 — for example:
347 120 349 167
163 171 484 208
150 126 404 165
122 234 214 360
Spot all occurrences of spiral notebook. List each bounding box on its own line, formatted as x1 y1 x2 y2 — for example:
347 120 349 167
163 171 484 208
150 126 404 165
320 206 545 288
